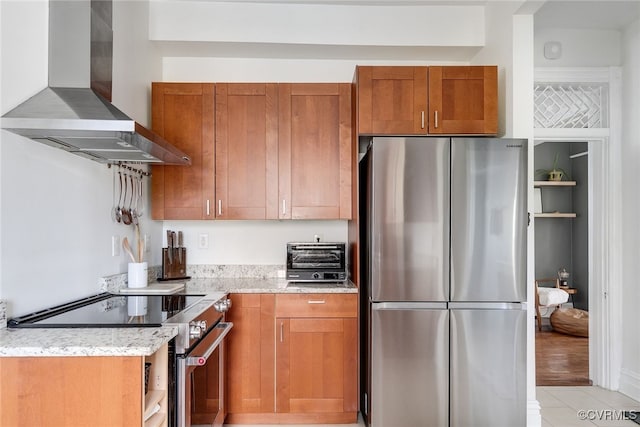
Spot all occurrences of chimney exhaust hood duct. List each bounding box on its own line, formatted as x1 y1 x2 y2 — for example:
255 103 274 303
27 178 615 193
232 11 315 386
0 0 191 165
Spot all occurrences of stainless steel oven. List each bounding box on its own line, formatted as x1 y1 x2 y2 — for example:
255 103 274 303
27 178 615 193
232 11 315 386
177 321 232 427
166 296 233 427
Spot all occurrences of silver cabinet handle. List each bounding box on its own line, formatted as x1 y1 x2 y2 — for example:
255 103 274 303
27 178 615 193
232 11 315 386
282 199 286 215
218 200 222 216
434 110 439 129
206 200 210 216
308 300 326 304
421 111 425 129
280 322 284 343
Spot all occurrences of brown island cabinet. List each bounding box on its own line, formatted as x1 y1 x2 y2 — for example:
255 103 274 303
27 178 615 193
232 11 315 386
0 344 169 427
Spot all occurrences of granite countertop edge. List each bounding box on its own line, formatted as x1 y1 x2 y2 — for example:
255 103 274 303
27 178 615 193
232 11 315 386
182 277 358 294
0 325 179 358
0 278 357 357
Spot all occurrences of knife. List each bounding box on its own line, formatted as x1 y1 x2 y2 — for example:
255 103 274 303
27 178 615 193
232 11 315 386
177 231 183 264
166 230 173 265
171 231 177 268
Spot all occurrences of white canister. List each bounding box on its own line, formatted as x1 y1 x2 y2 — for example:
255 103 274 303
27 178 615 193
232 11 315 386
128 262 148 288
127 296 148 317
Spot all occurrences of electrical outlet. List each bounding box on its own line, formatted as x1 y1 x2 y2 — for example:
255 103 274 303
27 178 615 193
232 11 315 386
198 233 209 249
144 234 151 253
111 235 120 257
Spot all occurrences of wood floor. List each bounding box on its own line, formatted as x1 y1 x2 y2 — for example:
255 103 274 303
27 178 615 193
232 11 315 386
536 322 591 386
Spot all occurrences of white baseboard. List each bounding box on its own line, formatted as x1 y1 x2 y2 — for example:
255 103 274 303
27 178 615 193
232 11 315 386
528 399 542 427
619 369 640 402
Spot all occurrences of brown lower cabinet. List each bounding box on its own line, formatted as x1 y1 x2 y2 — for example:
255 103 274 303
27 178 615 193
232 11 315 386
0 344 168 427
226 293 358 424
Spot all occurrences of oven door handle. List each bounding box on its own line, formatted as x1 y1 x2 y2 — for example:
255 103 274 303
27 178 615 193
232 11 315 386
185 322 233 366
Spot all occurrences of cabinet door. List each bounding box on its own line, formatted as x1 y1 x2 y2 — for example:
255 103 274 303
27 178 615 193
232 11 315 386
278 83 352 220
276 317 358 416
215 83 279 219
151 83 215 219
226 294 275 415
428 66 498 135
0 356 143 426
357 66 428 135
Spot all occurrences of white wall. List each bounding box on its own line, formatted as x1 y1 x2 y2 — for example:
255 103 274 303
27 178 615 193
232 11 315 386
149 1 485 48
0 1 162 317
619 17 640 401
534 28 622 67
163 220 347 265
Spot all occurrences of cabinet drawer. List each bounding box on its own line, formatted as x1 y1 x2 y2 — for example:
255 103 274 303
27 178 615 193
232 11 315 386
276 294 357 318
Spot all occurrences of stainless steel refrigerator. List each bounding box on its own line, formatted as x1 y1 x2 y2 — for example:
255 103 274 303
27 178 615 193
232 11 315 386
360 137 527 427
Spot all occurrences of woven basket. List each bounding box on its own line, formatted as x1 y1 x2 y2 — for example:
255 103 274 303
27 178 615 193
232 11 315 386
550 308 589 337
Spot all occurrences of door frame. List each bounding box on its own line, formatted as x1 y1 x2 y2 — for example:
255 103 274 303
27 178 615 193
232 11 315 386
533 66 623 389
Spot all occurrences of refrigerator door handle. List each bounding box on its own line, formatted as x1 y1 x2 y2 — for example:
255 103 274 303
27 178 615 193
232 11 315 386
448 302 527 311
372 302 448 310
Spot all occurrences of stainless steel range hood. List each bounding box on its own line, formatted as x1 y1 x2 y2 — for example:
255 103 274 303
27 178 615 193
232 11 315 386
0 0 191 165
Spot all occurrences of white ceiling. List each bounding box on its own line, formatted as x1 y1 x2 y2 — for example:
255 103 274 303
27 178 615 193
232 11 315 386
534 0 640 30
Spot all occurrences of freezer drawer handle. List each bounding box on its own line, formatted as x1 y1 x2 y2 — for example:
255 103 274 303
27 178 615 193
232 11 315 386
308 300 326 304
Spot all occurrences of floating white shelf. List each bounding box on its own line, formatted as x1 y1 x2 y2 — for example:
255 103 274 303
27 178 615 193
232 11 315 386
535 213 577 218
534 180 577 187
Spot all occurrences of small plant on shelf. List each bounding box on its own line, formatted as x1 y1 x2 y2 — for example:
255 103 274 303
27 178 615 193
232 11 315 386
535 152 570 181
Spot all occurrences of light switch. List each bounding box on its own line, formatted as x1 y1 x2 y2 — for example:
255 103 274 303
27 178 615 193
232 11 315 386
198 233 209 249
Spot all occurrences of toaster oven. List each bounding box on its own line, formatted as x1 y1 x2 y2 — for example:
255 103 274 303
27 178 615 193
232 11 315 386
286 242 347 282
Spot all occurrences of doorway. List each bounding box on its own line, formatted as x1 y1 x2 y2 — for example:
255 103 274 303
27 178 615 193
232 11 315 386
532 67 623 392
534 140 590 386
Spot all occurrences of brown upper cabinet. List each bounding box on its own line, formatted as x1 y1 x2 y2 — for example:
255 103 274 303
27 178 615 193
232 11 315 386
356 65 498 136
428 65 498 135
278 83 353 220
357 66 428 135
151 83 215 220
151 82 352 221
215 83 279 220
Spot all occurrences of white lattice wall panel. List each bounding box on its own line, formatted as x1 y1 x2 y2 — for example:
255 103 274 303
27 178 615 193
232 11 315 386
534 83 609 129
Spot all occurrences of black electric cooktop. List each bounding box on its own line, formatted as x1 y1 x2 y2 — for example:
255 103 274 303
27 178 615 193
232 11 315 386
8 292 206 328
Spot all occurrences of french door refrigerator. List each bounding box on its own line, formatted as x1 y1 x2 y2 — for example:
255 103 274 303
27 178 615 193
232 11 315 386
360 137 527 427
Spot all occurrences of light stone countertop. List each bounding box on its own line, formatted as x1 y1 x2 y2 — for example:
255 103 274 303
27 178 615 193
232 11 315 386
181 277 358 294
0 276 356 358
0 325 178 357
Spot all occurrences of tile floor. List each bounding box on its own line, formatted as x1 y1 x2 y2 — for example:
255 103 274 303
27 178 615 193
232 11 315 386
225 387 640 427
539 386 640 427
